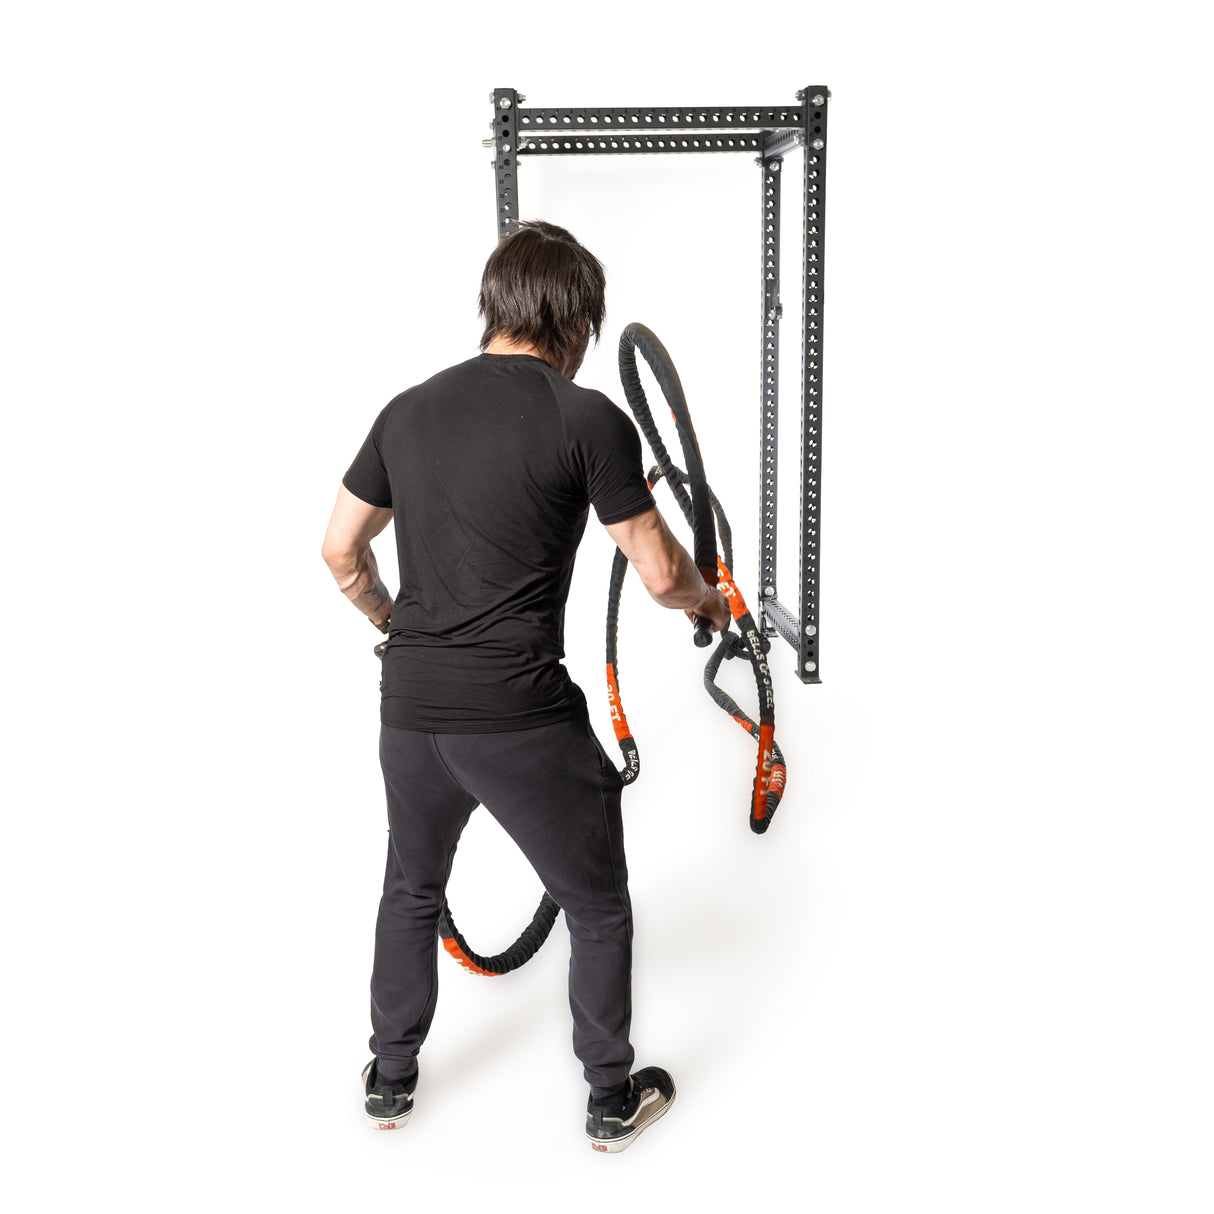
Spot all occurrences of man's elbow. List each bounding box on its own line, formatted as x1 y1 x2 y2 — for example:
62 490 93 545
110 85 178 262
321 539 357 578
641 561 684 605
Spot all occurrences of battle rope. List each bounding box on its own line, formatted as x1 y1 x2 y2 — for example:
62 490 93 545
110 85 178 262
390 322 785 979
611 323 785 833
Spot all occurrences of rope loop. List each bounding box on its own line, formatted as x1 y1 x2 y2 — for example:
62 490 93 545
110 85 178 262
610 323 785 832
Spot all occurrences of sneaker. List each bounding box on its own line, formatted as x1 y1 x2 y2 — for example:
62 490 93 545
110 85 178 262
362 1058 416 1130
585 1066 676 1152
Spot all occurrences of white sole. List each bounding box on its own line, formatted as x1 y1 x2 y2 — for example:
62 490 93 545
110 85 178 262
366 1108 412 1131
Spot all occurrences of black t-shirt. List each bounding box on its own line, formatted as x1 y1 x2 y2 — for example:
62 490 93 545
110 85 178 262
342 353 655 732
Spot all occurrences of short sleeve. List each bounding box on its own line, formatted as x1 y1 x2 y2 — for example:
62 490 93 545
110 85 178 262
342 405 393 508
570 395 655 525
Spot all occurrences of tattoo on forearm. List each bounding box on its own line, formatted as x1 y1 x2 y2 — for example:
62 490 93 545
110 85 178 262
357 579 392 613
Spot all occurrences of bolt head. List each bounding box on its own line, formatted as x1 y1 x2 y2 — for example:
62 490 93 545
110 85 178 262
805 624 817 637
812 138 825 151
811 94 825 106
499 96 512 109
804 661 817 673
764 585 775 596
795 90 805 100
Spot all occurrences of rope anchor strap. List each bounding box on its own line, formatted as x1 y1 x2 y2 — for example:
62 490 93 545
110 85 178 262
611 322 786 833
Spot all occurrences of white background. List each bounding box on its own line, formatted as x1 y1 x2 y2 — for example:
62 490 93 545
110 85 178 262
3 2 1210 1210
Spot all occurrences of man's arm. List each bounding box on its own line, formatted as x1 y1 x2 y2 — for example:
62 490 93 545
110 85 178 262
604 507 731 631
321 484 395 630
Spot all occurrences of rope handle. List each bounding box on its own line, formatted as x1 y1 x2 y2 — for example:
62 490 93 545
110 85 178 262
692 568 717 648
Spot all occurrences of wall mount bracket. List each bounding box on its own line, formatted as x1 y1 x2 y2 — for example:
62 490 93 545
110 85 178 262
489 86 828 683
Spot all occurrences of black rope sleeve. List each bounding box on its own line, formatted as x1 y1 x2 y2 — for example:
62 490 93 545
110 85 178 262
606 544 640 784
437 893 561 977
707 484 734 574
618 329 694 528
619 324 718 646
654 466 734 574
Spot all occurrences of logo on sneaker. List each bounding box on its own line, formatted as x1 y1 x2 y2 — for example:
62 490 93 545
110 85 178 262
591 1142 608 1152
623 1090 660 1125
377 1121 396 1130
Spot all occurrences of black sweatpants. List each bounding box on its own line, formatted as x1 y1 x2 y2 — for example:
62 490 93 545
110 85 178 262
369 709 635 1099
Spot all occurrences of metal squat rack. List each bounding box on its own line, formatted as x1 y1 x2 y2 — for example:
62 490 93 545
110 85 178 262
487 86 829 683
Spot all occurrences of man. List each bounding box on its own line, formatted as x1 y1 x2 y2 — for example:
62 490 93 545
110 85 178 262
322 220 730 1151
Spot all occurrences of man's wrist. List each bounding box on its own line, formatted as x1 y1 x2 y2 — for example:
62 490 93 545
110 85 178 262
691 569 718 612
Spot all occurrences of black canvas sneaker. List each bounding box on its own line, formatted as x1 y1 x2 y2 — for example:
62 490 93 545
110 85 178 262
361 1058 416 1130
585 1066 676 1152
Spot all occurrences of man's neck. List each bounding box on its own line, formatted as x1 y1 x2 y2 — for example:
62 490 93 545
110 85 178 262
485 336 553 366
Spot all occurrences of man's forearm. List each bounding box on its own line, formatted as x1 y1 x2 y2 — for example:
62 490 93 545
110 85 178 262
602 507 730 631
648 545 714 611
326 544 393 629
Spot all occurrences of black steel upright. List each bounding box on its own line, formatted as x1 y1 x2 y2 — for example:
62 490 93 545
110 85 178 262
488 87 829 683
491 87 521 233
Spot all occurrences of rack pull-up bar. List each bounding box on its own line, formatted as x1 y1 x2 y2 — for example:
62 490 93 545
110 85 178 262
488 86 828 683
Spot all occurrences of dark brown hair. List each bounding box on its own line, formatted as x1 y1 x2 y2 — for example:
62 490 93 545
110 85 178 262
478 220 606 370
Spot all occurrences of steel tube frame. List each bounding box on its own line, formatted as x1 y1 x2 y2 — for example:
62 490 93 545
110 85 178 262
489 86 828 683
